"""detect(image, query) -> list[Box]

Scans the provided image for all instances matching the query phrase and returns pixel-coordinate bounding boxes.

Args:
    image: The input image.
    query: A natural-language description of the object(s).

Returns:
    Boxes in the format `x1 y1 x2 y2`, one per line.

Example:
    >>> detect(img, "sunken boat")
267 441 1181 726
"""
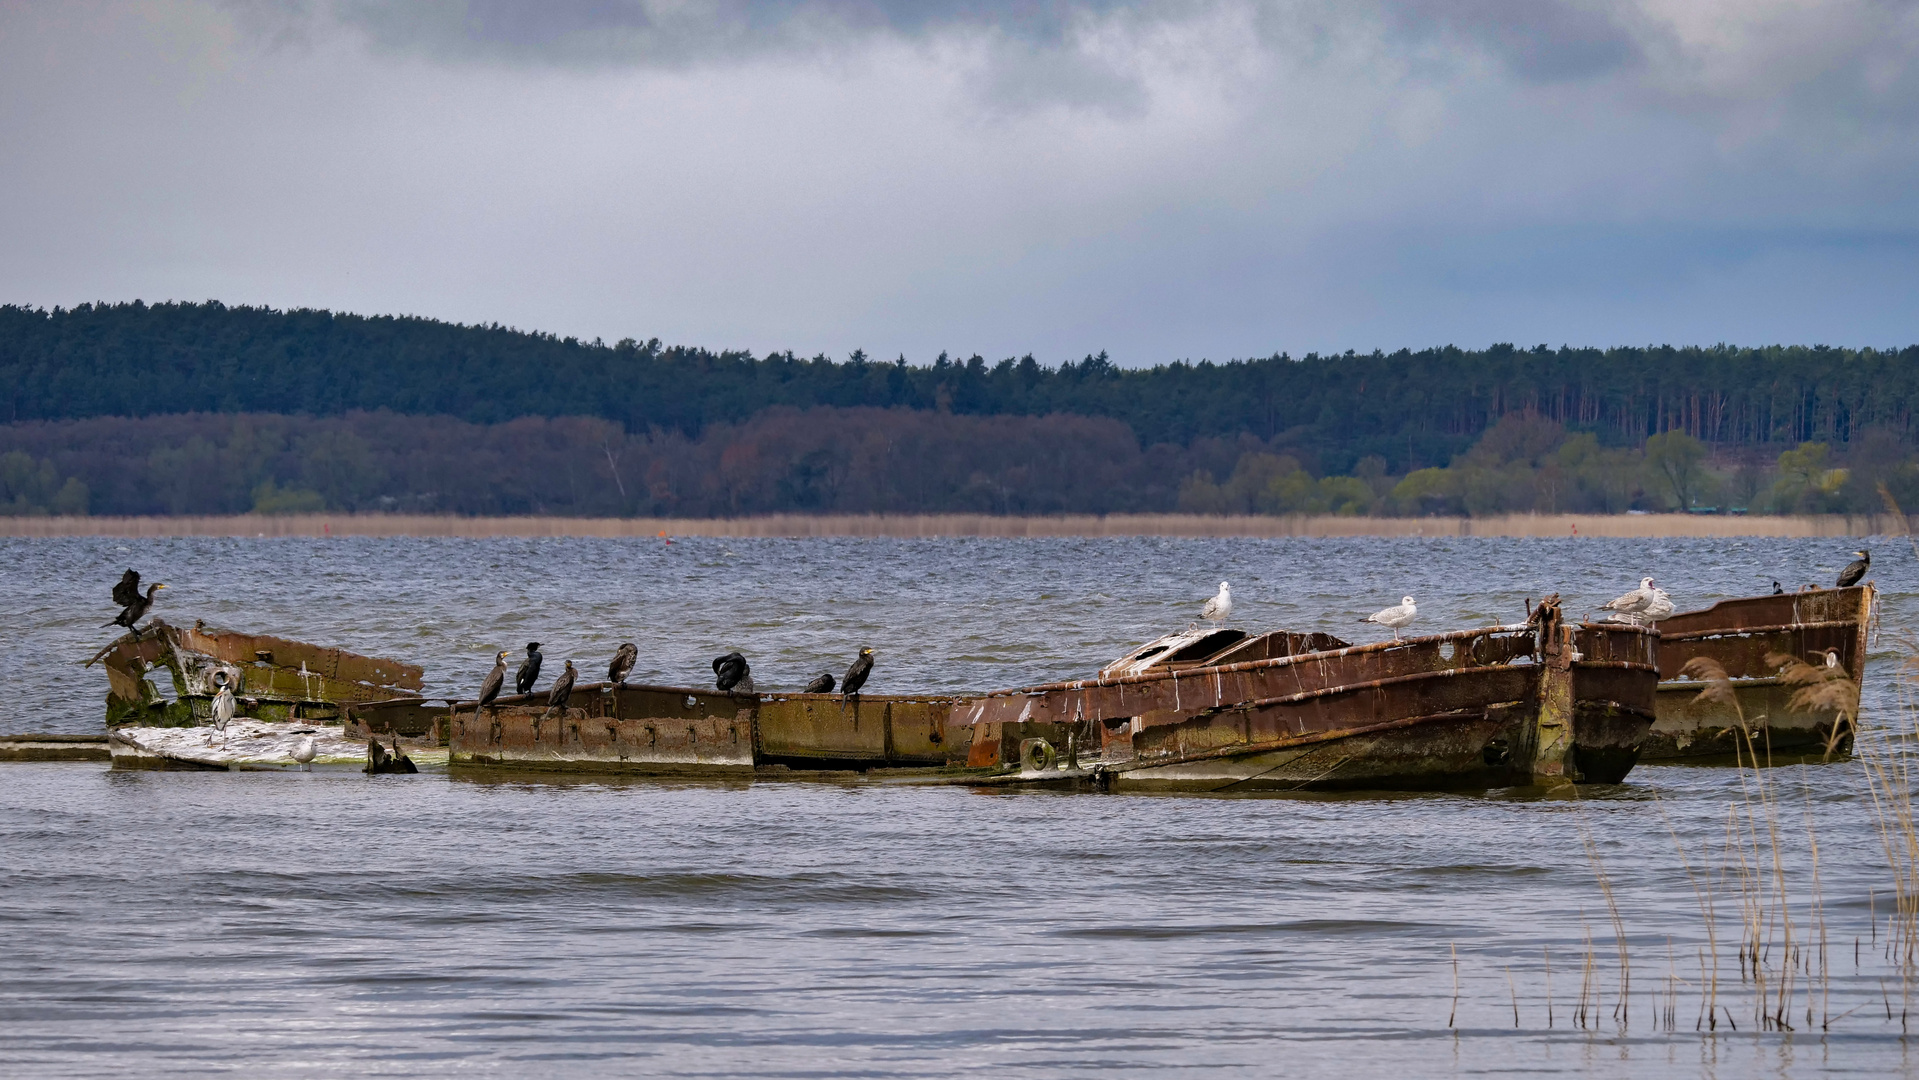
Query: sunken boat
952 598 1660 792
1646 584 1874 761
89 619 429 769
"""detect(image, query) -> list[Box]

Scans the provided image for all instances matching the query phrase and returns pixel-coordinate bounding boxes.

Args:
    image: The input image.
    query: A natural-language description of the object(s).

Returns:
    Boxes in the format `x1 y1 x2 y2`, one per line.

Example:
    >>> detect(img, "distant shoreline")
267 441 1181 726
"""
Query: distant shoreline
0 513 1908 539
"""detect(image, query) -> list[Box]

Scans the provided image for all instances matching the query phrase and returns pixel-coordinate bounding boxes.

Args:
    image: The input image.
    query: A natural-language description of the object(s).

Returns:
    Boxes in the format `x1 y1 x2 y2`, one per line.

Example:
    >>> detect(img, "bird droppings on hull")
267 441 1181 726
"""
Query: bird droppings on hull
108 720 445 772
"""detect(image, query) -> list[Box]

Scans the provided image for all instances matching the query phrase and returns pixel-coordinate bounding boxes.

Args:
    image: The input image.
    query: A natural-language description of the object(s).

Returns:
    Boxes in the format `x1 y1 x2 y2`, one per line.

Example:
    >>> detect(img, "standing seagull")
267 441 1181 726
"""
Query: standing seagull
292 736 316 771
544 660 577 717
111 569 141 609
841 648 875 697
1600 577 1658 621
1360 596 1418 641
478 651 509 709
1200 581 1233 627
106 583 166 637
515 642 544 696
608 643 637 686
1641 586 1675 625
1837 550 1870 588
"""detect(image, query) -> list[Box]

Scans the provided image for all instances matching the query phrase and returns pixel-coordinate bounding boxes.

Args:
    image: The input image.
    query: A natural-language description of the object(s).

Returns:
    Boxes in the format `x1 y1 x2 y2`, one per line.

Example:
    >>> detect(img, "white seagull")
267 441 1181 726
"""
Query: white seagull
1361 596 1418 641
1601 577 1658 621
292 736 316 772
1641 587 1675 625
1200 581 1233 627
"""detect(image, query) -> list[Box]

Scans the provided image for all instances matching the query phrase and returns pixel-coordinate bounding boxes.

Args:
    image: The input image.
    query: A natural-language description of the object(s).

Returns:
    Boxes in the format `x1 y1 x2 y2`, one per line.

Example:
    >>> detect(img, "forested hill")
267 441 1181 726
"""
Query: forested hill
4 301 1916 471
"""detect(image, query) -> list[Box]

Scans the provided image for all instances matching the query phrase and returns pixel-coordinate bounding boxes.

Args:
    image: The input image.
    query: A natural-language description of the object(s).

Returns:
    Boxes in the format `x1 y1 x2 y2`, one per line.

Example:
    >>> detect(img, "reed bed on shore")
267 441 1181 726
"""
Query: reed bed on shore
0 512 1912 539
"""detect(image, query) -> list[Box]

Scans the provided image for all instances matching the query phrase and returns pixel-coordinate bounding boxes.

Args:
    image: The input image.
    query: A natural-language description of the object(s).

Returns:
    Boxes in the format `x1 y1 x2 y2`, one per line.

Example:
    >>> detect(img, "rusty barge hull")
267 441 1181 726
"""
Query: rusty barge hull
1648 585 1873 761
957 615 1659 792
446 681 970 776
93 620 425 730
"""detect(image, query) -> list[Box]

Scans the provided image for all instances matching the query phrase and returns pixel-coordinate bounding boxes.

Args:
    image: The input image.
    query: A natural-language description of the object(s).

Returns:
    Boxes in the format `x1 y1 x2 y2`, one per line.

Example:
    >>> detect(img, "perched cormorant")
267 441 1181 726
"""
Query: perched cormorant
841 648 874 697
608 642 637 685
1773 581 1784 595
1360 597 1418 641
804 672 836 694
479 651 509 708
516 642 544 696
106 583 166 633
713 652 751 693
546 660 577 715
1200 581 1232 627
1838 550 1870 588
112 569 141 608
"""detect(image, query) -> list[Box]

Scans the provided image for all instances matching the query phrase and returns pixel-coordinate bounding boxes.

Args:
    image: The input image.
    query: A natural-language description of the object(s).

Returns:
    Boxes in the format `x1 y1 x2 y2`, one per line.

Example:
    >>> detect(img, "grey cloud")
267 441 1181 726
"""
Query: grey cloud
273 0 1153 65
1374 0 1643 82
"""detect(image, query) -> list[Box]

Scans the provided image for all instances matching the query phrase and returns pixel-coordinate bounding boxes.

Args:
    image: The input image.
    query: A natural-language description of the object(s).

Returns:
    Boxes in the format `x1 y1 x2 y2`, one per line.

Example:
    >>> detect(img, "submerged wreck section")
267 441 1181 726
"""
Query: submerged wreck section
954 607 1660 792
446 682 969 775
93 620 425 729
1649 585 1874 760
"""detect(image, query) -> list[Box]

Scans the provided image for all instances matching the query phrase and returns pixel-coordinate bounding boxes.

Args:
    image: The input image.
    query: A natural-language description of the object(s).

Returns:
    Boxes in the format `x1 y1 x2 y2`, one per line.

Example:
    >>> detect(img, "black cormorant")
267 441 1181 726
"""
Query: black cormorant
841 647 874 697
1773 581 1784 594
609 642 637 685
804 672 835 694
106 583 166 633
546 660 576 715
516 642 544 696
112 569 141 608
479 651 509 708
1838 550 1870 588
713 652 751 693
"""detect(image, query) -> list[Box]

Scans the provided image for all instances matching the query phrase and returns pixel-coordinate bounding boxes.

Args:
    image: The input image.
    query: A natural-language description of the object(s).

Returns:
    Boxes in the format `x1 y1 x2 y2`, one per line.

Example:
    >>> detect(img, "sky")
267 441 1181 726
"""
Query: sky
1 0 1916 365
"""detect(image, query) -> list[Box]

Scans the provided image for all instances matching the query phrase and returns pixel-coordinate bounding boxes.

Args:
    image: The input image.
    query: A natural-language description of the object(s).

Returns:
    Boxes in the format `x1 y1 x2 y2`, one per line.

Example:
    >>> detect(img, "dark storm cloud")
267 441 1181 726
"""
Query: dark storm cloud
4 0 1918 359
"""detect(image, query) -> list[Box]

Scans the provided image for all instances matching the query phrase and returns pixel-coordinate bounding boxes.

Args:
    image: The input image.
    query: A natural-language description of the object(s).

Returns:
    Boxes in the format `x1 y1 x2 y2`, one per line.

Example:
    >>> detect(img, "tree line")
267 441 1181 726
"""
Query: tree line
4 301 1917 476
3 408 1912 518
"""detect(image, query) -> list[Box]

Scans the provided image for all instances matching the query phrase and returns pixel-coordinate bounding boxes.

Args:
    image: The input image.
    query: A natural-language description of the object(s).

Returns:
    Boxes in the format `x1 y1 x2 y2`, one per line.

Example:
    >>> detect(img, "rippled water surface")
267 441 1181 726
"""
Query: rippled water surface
3 535 1918 1076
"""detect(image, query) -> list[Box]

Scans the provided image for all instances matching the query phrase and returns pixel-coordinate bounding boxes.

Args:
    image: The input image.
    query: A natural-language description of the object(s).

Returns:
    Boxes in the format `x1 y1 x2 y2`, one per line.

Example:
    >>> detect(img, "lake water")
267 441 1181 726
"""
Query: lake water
2 535 1916 1076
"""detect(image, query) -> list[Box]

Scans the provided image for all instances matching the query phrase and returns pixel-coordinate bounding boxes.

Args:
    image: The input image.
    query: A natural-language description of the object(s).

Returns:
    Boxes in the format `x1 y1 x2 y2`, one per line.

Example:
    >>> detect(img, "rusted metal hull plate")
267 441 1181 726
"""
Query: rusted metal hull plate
0 735 110 762
755 695 961 768
1115 712 1518 792
1648 586 1871 762
447 683 969 775
449 682 756 774
952 626 1542 731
